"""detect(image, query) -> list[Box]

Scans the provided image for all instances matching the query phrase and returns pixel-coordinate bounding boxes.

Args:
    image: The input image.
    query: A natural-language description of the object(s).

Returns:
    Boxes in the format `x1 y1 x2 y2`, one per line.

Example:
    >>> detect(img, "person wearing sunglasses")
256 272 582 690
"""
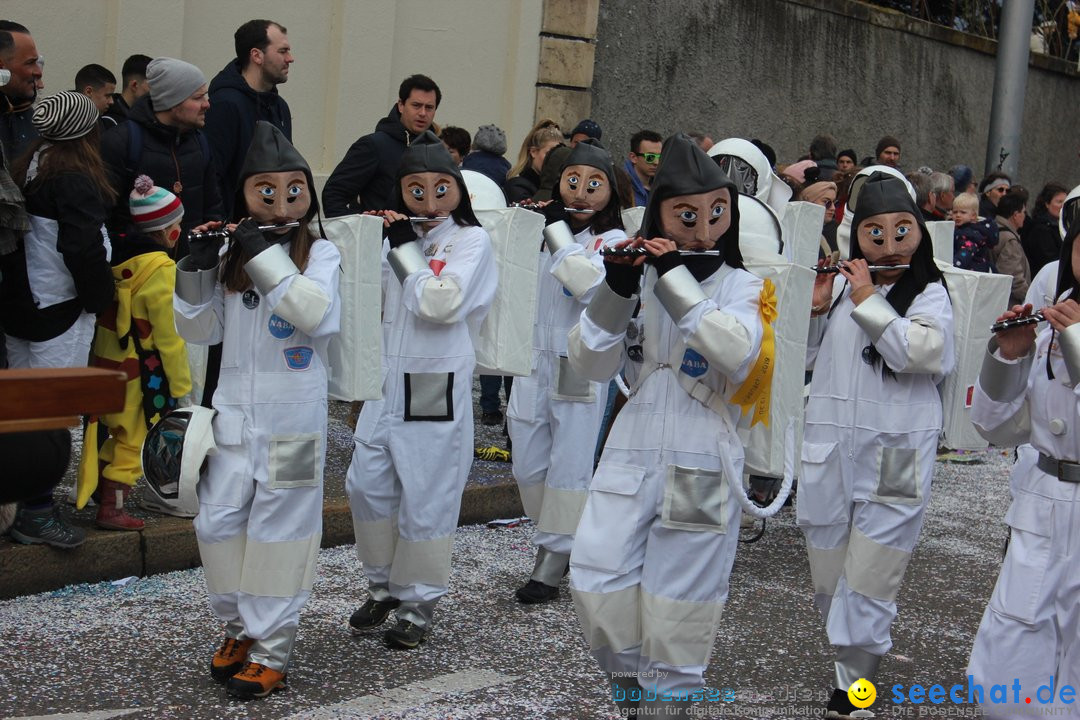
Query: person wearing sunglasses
799 172 840 264
624 129 662 207
978 170 1011 221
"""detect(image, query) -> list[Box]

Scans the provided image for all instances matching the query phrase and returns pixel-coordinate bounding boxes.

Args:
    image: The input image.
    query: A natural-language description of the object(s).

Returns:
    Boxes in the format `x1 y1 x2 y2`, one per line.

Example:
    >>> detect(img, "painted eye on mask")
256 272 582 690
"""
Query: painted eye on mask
896 224 911 237
259 186 275 198
710 205 725 220
587 179 603 190
410 187 424 199
287 185 303 202
679 210 698 224
566 176 579 188
869 227 885 244
435 183 449 197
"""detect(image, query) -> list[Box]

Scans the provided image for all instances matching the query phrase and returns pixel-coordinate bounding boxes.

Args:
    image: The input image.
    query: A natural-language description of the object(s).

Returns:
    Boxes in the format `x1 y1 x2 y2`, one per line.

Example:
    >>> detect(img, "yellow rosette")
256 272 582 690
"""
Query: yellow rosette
731 277 777 426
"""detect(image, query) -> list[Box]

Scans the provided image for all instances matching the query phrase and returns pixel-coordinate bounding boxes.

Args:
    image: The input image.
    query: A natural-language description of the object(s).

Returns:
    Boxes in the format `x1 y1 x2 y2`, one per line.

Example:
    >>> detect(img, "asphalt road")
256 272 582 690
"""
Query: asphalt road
0 447 1013 720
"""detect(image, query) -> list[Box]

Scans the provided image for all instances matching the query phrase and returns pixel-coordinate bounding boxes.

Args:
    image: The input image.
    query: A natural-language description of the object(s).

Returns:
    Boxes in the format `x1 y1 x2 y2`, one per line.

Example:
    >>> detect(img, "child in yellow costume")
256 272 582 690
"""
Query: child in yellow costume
77 175 192 530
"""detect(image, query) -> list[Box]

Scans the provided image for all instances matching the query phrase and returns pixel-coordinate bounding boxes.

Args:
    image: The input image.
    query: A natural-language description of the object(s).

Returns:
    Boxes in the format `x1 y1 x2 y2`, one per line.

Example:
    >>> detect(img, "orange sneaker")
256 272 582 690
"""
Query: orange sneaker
227 661 288 700
210 636 255 683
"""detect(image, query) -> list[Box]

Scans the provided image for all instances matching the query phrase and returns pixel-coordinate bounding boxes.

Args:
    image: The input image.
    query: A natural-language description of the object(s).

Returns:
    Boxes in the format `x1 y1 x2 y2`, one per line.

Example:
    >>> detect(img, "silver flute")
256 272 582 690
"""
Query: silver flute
189 222 300 240
599 247 721 258
408 216 449 223
813 264 911 274
990 313 1045 333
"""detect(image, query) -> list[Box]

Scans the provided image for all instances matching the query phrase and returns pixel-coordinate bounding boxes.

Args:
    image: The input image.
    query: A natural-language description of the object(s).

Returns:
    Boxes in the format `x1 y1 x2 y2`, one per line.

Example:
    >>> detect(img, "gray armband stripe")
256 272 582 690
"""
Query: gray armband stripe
850 293 899 342
1059 324 1080 388
245 244 297 295
175 258 218 305
585 282 636 335
654 265 708 321
388 241 428 284
543 221 575 255
980 337 1033 402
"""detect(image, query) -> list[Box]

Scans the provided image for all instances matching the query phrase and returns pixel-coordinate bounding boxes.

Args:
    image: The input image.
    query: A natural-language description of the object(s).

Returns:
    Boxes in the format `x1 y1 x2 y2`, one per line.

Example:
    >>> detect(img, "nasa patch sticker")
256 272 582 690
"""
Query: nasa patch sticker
283 346 314 370
268 314 295 339
242 290 260 309
680 348 709 378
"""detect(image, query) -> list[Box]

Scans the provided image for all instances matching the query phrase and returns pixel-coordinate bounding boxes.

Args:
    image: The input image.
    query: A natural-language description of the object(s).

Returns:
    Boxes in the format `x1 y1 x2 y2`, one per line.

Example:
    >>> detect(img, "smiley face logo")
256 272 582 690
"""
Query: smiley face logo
848 678 876 709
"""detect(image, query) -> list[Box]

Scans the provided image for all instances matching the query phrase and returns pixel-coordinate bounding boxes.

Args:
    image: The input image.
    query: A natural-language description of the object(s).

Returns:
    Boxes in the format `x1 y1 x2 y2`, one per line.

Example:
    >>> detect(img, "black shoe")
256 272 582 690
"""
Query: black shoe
515 579 559 604
824 688 858 718
384 619 427 649
348 597 400 634
481 410 503 426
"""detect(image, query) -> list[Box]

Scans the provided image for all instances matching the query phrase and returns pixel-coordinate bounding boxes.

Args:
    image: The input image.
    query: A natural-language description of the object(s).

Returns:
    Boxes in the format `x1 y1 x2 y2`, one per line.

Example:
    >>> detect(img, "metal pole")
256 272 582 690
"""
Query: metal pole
985 0 1036 178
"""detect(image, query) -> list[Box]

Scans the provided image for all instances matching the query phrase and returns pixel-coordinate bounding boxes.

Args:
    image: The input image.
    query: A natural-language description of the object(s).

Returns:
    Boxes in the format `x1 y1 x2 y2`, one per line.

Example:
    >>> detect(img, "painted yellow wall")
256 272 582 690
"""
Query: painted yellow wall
6 0 543 185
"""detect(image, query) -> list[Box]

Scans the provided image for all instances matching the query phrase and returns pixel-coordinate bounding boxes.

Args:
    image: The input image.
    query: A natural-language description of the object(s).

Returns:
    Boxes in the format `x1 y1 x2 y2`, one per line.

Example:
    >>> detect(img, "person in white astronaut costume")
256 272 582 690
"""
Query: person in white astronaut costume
507 139 627 605
173 122 341 700
966 207 1080 720
802 172 954 719
345 131 497 649
568 134 767 718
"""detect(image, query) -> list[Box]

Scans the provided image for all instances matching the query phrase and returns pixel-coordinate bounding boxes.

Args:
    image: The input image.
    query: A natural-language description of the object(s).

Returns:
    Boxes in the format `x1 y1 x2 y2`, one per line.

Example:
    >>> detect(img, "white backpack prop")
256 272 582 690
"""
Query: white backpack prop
463 170 544 377
937 262 1011 450
926 220 954 266
621 207 645 238
322 214 385 401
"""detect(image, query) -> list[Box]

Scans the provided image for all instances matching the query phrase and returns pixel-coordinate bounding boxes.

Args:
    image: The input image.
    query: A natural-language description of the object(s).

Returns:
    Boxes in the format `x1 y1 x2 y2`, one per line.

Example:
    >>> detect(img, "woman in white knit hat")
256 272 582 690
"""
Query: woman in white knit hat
0 90 116 548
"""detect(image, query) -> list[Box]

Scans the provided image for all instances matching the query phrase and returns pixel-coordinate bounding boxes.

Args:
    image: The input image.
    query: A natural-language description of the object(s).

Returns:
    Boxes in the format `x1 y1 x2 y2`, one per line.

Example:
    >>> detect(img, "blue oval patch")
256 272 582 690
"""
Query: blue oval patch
562 286 573 297
680 348 709 378
268 314 295 339
283 346 314 370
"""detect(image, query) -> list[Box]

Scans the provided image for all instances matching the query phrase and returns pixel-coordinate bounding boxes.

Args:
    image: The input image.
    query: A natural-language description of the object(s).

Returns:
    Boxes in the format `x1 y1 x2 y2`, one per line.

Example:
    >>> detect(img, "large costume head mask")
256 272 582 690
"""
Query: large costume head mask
707 137 792 215
557 139 619 229
642 133 743 268
395 129 478 230
849 172 928 282
836 164 914 259
236 121 318 230
1055 184 1080 302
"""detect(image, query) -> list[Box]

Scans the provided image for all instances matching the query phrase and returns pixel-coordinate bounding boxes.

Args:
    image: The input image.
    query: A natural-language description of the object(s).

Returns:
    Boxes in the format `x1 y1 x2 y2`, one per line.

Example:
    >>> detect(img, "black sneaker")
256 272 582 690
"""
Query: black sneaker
10 506 86 549
481 410 503 426
348 597 400 634
515 579 559 604
825 688 858 718
384 619 427 649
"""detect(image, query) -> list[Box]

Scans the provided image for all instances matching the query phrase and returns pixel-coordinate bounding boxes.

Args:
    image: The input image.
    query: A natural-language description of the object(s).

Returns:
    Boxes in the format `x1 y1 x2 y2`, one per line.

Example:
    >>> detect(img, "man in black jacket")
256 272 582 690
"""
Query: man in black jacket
101 57 224 256
322 74 440 217
205 19 293 215
103 53 151 127
0 20 42 167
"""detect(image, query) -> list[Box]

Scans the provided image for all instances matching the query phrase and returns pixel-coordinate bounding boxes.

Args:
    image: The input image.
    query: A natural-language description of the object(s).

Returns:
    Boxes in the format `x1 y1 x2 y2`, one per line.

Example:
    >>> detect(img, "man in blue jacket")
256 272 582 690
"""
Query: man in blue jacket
204 19 293 215
322 74 441 217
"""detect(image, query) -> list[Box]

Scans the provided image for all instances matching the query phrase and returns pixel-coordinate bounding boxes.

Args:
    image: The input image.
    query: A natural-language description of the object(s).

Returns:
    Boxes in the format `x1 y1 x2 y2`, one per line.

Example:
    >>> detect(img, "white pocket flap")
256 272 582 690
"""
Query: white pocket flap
591 462 647 496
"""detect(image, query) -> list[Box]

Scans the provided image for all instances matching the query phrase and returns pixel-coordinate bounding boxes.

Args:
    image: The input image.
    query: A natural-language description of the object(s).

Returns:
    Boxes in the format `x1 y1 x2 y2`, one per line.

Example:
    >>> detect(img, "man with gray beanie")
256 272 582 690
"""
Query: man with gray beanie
101 57 223 256
461 123 510 190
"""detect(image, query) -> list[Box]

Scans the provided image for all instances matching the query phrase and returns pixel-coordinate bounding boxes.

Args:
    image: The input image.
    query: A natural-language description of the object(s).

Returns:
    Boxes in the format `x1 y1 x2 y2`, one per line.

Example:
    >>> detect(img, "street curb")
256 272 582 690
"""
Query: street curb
0 482 524 599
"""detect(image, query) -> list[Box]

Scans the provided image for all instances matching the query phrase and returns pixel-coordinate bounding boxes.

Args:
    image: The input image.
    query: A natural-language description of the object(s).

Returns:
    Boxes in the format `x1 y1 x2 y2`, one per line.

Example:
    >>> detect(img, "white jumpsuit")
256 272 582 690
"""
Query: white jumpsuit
567 262 763 696
967 319 1080 720
174 238 342 671
507 224 626 581
346 219 497 628
800 277 954 688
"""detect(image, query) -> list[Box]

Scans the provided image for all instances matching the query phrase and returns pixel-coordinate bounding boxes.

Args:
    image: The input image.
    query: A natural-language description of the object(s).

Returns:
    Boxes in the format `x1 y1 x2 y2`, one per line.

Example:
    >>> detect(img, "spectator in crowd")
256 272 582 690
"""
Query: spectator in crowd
949 164 977 194
907 171 934 221
799 172 840 261
687 130 714 151
925 171 955 220
461 123 510 189
1 91 116 549
875 135 901 168
205 19 293 216
101 58 222 255
439 125 470 165
833 168 857 225
103 54 151 126
624 129 662 207
323 74 440 216
782 158 817 186
0 21 42 166
809 133 839 180
532 144 573 202
836 148 857 174
952 191 998 272
1022 182 1069 276
993 190 1032 307
978 171 1011 220
75 63 117 128
569 118 601 148
77 175 191 531
504 118 562 203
